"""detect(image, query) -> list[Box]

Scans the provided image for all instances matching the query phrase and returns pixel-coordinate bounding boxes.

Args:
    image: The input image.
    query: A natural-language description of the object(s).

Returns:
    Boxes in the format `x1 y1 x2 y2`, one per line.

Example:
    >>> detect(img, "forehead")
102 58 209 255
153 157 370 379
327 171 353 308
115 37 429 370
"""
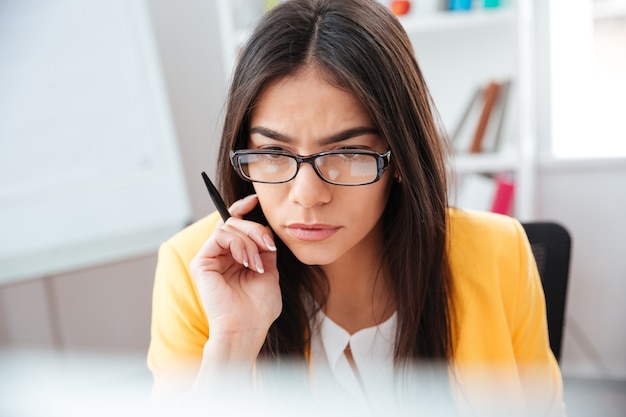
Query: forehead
257 68 356 105
250 69 374 135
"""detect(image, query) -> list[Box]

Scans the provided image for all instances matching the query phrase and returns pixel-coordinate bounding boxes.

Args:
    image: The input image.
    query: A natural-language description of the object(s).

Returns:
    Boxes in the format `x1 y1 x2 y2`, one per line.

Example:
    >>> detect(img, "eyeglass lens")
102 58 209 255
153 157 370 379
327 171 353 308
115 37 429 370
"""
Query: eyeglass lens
236 153 380 185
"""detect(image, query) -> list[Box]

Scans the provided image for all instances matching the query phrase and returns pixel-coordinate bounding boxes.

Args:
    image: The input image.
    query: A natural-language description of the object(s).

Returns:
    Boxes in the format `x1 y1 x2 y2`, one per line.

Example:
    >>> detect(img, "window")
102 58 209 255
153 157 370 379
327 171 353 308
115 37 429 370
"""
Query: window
550 0 626 159
589 2 626 157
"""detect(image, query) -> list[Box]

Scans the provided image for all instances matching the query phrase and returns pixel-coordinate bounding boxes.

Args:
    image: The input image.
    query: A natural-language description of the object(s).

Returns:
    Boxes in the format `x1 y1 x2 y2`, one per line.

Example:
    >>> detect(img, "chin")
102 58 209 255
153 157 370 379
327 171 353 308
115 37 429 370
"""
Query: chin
287 245 338 266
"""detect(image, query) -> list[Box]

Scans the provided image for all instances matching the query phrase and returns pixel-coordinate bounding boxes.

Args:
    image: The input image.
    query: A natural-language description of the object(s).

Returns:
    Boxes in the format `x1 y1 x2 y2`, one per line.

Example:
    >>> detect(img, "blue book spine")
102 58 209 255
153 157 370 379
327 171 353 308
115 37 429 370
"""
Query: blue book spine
449 0 472 10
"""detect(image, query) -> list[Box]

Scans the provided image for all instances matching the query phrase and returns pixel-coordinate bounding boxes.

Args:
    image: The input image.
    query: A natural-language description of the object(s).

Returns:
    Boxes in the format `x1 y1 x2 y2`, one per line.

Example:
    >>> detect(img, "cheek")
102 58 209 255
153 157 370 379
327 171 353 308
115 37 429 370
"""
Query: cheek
360 190 389 224
253 183 285 224
336 180 393 224
365 177 393 210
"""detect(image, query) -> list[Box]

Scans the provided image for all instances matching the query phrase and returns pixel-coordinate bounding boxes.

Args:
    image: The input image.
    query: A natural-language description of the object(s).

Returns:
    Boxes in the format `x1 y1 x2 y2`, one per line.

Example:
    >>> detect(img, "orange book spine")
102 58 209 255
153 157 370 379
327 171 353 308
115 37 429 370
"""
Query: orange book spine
469 81 501 153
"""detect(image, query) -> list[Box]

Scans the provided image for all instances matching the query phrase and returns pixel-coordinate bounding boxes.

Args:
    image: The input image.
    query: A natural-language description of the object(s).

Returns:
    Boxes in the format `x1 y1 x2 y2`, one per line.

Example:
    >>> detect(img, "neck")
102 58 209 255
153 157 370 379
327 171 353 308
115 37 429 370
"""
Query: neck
319 223 395 334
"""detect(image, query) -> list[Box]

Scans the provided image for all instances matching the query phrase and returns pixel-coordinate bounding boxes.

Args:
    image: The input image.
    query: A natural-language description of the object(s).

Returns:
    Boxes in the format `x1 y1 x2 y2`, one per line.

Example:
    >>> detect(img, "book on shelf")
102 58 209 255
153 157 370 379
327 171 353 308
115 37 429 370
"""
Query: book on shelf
384 0 505 14
480 79 511 153
448 0 471 10
469 80 502 153
448 0 503 10
451 78 511 154
490 173 515 214
454 172 515 215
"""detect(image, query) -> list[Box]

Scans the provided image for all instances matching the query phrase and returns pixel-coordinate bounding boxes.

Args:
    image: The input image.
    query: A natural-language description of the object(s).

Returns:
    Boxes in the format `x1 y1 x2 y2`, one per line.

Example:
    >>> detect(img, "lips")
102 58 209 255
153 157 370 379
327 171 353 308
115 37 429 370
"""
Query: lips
286 223 340 242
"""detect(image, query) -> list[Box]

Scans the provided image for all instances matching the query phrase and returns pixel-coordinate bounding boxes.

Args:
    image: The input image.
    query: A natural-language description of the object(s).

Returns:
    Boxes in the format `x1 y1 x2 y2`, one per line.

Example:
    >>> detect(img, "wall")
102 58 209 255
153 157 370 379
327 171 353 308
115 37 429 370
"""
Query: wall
533 0 626 380
0 255 155 352
147 0 227 221
0 0 226 355
536 159 626 380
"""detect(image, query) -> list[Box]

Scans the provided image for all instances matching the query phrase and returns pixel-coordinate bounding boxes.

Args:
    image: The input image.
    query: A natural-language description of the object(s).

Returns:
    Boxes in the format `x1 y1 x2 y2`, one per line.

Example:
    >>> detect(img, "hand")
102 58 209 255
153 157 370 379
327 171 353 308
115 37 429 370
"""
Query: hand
190 194 281 362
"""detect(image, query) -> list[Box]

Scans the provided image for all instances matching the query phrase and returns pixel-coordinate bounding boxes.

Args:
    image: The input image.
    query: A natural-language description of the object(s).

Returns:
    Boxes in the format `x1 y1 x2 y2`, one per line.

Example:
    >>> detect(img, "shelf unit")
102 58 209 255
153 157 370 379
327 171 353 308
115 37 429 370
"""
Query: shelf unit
398 7 516 31
216 0 267 78
216 0 536 220
401 1 535 219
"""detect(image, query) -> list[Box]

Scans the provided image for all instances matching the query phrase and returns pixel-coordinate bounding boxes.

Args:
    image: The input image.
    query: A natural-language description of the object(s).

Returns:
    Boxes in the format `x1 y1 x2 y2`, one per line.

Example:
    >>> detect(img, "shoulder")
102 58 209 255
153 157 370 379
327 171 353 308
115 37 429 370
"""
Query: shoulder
161 211 222 266
152 210 221 298
447 209 563 413
447 207 525 244
446 208 534 328
447 208 528 267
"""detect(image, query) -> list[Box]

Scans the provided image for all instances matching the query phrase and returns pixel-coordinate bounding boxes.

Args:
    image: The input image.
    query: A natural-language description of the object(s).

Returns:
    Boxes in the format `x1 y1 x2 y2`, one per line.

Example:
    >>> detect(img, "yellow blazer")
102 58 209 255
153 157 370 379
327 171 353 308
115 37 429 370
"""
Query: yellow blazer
147 208 564 415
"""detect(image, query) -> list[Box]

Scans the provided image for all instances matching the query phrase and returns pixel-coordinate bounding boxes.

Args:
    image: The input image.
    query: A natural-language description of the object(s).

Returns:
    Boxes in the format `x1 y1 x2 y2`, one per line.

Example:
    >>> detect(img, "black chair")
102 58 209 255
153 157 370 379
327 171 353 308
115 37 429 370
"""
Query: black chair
521 222 572 362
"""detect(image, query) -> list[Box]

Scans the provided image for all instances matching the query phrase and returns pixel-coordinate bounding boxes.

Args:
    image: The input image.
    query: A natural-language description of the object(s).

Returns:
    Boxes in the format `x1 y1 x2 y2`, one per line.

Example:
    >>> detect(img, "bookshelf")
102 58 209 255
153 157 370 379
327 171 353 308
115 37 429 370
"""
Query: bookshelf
216 0 267 77
398 7 516 31
403 1 535 219
216 0 536 219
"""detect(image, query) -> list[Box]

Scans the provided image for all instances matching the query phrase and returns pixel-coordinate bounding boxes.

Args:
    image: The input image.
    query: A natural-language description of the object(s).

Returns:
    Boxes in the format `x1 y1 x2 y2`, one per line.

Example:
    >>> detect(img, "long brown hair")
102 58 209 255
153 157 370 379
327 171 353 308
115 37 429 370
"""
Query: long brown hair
217 0 454 368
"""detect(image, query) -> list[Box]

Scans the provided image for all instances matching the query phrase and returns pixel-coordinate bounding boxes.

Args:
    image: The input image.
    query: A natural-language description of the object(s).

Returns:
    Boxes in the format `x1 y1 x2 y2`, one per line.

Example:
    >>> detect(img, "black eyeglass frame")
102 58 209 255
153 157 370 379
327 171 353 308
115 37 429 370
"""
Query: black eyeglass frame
229 148 392 186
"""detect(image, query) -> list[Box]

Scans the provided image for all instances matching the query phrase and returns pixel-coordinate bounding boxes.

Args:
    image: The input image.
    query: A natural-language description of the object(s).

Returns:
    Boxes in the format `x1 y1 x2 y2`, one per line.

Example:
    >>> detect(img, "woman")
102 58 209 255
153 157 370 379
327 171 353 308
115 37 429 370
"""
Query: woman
148 0 564 415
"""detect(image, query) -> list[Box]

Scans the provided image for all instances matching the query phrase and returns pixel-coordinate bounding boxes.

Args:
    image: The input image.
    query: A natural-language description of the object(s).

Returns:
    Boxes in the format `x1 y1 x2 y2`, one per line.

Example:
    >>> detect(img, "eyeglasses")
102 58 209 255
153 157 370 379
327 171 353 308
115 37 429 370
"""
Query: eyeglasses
230 148 392 186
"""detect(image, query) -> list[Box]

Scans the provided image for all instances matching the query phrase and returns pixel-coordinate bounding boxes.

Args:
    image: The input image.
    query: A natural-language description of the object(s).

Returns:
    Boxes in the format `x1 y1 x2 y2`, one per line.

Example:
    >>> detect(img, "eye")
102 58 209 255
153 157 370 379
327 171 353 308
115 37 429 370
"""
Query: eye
338 152 361 159
262 152 285 161
338 147 373 156
337 145 376 153
259 145 292 154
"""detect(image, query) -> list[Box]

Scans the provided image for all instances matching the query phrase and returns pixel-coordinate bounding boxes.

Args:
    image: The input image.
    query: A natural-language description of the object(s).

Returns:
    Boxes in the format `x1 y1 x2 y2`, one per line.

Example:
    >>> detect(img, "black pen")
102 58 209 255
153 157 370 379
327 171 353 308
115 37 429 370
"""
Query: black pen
201 172 231 221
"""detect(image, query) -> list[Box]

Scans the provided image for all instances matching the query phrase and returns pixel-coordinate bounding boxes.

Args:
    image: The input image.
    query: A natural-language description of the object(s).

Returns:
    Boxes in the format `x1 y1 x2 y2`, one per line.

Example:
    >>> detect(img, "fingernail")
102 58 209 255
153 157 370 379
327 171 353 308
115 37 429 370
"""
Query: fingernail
263 235 277 251
243 255 249 269
254 254 264 274
245 194 258 201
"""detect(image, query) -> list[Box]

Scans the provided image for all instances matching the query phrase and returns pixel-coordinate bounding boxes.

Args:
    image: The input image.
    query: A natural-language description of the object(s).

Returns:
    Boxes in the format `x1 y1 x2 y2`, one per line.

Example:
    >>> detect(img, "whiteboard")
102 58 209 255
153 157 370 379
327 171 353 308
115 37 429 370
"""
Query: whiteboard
0 0 191 284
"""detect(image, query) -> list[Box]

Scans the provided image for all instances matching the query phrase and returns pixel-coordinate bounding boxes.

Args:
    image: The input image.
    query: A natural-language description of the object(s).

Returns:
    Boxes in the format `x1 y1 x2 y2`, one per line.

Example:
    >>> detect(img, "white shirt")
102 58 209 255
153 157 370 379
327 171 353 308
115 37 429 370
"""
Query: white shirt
309 309 398 414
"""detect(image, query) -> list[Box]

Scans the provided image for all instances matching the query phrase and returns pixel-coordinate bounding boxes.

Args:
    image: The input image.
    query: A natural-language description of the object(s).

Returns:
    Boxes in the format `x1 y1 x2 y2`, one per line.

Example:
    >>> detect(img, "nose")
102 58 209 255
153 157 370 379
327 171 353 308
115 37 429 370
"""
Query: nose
288 161 332 208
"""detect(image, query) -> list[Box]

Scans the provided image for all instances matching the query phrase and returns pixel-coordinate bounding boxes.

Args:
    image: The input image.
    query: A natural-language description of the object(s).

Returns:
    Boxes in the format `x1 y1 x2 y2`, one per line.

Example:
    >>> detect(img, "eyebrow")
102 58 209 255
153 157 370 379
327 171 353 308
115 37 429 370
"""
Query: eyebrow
249 126 380 145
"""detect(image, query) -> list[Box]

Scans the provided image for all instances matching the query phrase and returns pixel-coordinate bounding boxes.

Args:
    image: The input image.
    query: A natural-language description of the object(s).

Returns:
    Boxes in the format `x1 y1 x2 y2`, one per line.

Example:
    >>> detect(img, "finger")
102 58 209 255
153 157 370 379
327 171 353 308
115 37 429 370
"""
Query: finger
194 207 277 275
220 222 271 274
195 219 274 274
259 250 279 277
215 225 253 263
192 226 251 273
223 217 277 253
225 194 277 252
228 194 259 218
